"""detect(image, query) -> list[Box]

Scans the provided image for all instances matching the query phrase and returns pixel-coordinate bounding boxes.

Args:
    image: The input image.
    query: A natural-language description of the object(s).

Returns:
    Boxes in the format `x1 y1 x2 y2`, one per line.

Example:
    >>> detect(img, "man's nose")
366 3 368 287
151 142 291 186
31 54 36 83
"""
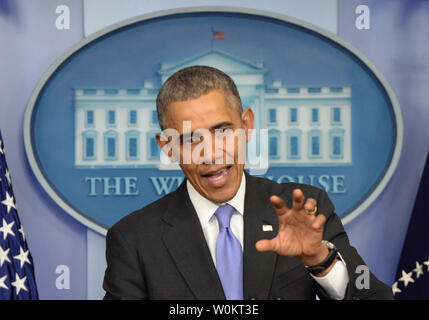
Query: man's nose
200 134 223 165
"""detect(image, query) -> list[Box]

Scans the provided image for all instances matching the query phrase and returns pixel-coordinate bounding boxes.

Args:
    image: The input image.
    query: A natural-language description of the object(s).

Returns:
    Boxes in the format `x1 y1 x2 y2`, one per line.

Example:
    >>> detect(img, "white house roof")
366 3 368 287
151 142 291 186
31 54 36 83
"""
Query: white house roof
158 49 266 77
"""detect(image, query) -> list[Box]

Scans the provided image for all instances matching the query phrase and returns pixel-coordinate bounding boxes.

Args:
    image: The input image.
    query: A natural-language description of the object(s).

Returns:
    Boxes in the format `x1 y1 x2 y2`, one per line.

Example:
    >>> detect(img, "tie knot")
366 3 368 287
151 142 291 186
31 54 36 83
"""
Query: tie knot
214 204 235 229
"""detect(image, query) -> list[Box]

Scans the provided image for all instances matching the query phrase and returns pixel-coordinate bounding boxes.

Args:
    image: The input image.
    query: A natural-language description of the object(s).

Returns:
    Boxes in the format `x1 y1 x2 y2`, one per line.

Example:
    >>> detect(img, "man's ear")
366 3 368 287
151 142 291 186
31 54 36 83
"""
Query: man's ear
241 108 255 142
156 132 177 162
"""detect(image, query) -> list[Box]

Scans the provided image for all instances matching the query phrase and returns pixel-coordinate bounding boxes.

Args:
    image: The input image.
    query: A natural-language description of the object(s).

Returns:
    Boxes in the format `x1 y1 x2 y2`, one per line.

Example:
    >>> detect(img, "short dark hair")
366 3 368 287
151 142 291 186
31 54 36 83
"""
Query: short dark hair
156 65 243 130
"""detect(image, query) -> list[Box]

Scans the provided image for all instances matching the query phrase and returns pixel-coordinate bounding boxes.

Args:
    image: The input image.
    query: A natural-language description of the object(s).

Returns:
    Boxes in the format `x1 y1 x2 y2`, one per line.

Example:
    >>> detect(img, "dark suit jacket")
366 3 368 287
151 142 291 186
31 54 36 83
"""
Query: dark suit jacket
103 173 393 300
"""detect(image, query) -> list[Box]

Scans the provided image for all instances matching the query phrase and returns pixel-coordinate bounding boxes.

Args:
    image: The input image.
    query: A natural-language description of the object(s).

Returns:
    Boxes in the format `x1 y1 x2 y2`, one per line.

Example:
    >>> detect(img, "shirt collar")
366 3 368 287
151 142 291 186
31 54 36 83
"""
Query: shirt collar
186 172 246 229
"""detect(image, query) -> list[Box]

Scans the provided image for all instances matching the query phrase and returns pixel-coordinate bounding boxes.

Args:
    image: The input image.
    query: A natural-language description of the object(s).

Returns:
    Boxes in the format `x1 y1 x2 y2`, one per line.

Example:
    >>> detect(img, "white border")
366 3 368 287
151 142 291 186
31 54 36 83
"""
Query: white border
23 6 403 235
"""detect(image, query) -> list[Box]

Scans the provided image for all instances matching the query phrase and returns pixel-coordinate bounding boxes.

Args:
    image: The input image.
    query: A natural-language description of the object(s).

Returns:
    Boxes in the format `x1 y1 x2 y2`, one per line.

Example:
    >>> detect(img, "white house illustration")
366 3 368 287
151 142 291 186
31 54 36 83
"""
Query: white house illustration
74 49 351 169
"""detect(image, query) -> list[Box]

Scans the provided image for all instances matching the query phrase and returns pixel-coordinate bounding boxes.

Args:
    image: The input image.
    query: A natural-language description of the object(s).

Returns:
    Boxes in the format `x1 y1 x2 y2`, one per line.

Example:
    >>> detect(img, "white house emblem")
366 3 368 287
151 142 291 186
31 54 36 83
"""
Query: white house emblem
24 9 402 234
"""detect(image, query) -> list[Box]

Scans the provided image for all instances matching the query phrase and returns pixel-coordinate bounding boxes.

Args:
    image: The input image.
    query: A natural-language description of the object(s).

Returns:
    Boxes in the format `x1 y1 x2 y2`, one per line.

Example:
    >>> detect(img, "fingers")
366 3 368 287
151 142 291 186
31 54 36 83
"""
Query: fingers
292 189 305 210
271 190 320 219
304 198 317 215
271 190 317 213
312 212 327 230
269 195 289 216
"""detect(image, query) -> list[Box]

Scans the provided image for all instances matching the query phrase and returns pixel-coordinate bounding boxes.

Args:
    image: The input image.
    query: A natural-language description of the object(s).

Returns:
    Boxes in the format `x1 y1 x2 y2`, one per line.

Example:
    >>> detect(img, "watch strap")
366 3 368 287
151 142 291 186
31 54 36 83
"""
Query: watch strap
305 241 339 275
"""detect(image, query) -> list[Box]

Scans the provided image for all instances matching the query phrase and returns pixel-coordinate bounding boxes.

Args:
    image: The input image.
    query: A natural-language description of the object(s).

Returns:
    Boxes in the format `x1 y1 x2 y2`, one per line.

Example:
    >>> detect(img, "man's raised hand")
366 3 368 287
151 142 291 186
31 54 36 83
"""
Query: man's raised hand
255 189 329 267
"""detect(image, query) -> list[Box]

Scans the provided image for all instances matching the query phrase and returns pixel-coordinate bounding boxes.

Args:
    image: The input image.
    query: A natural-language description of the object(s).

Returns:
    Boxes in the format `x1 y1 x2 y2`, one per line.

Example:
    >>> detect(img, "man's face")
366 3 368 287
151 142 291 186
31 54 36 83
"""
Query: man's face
156 89 254 203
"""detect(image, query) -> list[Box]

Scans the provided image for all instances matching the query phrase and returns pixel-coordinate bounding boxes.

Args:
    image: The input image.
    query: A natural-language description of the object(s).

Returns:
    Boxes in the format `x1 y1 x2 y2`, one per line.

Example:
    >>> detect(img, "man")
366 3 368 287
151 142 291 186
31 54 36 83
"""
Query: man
103 66 393 300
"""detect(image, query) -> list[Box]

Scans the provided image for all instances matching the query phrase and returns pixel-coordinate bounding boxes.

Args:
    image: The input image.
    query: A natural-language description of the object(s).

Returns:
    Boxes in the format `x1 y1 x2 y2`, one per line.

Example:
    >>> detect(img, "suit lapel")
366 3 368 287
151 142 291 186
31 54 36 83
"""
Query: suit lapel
161 180 225 300
243 173 279 300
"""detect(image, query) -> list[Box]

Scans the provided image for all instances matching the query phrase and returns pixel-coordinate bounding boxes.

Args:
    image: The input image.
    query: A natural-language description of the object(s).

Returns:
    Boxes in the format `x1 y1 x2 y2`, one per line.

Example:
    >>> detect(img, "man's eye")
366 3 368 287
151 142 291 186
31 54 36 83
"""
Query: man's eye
192 133 204 141
183 136 202 145
217 128 231 134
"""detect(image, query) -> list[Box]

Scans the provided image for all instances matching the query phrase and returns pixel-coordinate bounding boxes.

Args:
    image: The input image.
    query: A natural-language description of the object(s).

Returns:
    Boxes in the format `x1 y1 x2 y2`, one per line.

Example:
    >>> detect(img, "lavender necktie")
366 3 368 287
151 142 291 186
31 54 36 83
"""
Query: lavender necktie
214 204 243 300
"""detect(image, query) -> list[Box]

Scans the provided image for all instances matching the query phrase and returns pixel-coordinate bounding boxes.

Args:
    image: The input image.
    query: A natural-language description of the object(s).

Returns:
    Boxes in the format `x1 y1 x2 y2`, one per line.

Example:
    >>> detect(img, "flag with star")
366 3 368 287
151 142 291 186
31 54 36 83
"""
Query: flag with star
212 28 225 40
0 130 38 299
393 151 429 299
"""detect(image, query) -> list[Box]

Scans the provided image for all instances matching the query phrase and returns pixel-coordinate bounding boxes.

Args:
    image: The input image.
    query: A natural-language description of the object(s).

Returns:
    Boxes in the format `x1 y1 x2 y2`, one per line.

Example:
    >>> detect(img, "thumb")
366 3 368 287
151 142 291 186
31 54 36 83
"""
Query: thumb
255 239 277 253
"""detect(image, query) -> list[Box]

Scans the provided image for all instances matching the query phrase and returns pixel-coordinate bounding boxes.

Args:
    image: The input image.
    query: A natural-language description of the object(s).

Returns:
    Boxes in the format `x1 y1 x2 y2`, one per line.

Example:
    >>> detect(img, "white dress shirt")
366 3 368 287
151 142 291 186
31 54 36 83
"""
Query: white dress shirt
186 173 349 300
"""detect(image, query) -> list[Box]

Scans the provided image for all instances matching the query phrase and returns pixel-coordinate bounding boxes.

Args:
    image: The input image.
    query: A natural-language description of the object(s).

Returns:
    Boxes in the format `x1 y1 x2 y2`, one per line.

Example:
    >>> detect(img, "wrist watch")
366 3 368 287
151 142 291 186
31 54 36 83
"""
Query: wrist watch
305 240 343 275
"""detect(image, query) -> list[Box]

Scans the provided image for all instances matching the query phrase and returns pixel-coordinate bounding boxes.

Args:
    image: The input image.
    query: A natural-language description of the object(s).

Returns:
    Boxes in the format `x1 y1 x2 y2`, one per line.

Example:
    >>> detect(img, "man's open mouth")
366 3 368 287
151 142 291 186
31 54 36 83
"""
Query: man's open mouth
201 166 232 187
